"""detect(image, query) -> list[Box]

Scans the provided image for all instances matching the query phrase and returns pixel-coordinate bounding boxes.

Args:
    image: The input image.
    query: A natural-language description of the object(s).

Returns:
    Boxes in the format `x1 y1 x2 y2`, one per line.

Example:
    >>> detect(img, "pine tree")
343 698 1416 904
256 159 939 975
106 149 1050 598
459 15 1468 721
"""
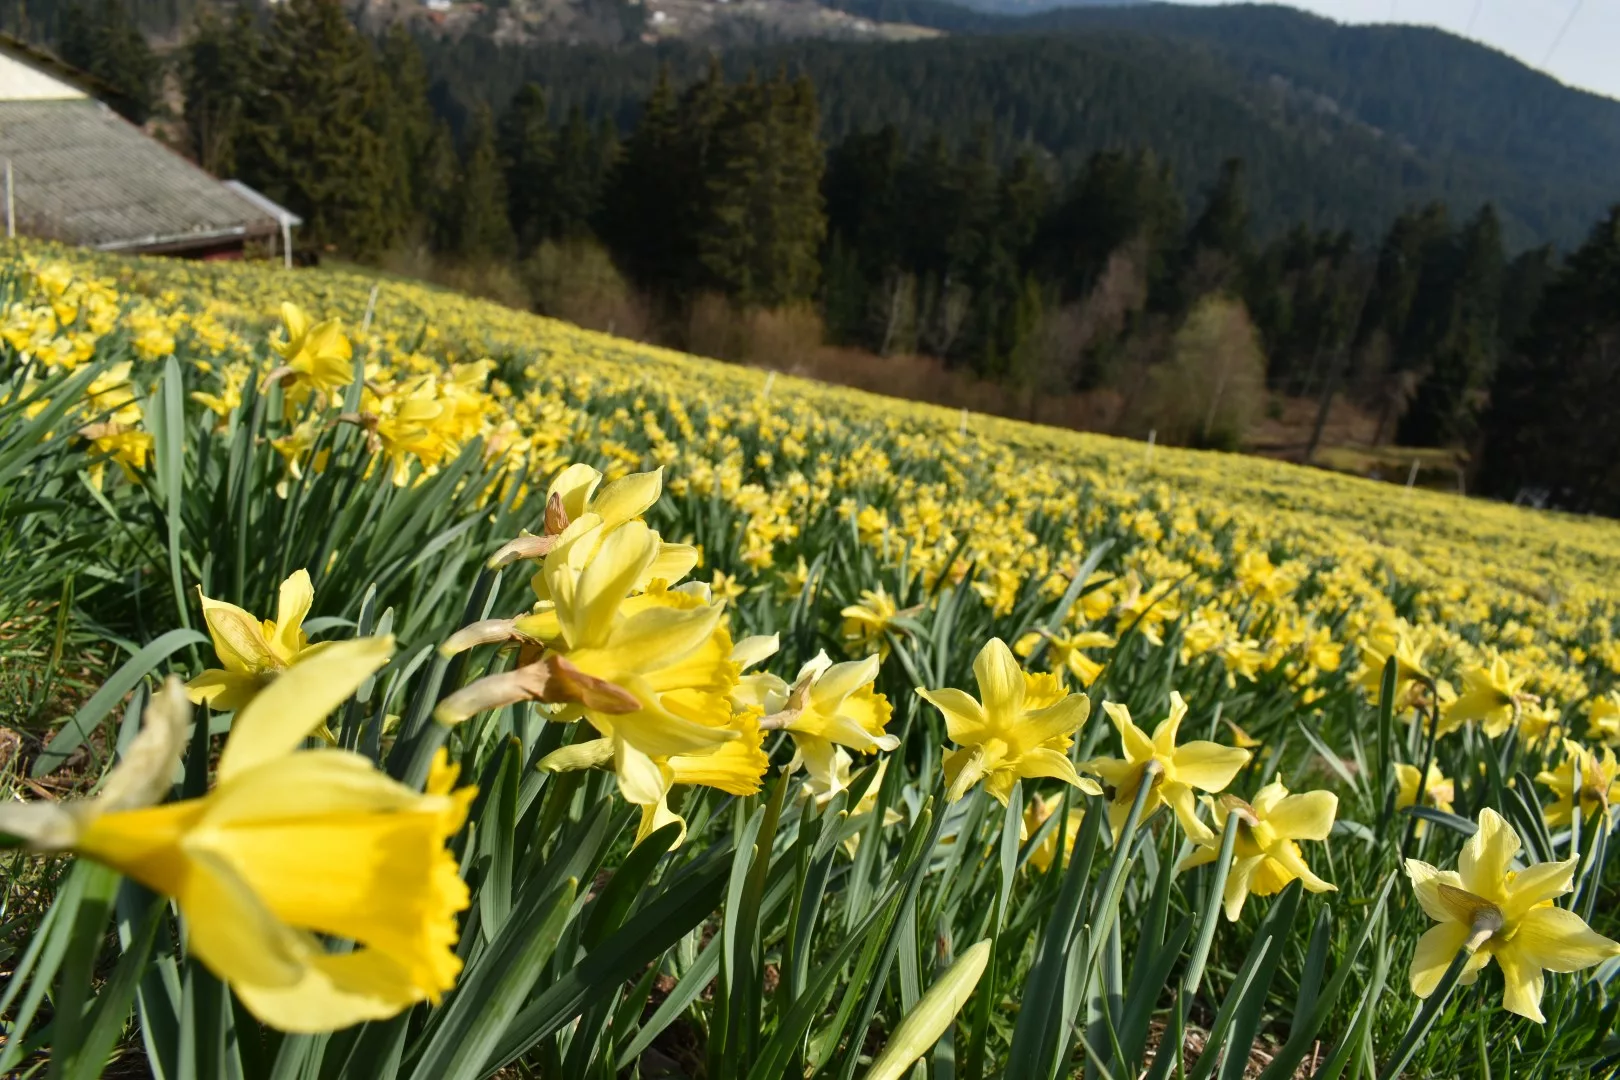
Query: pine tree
1398 204 1503 447
455 103 514 259
602 69 686 291
235 0 400 255
181 6 254 174
1480 207 1620 511
59 0 158 123
377 24 441 237
499 84 554 253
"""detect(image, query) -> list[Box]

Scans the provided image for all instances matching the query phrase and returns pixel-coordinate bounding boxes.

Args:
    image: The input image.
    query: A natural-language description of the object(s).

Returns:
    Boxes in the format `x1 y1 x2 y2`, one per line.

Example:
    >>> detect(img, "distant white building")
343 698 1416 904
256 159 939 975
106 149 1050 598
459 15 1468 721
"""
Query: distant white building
0 36 298 260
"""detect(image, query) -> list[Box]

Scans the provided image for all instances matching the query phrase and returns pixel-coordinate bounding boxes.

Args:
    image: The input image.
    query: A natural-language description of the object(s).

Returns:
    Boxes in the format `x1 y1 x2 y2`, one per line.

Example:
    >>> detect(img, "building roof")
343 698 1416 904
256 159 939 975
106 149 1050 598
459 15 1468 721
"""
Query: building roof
222 180 304 228
0 98 283 253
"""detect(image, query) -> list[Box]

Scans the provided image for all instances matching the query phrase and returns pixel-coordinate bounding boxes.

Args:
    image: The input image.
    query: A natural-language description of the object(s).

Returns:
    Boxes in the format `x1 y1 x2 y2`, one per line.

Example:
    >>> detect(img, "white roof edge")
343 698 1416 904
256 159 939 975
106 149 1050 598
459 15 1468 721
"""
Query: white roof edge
222 179 304 227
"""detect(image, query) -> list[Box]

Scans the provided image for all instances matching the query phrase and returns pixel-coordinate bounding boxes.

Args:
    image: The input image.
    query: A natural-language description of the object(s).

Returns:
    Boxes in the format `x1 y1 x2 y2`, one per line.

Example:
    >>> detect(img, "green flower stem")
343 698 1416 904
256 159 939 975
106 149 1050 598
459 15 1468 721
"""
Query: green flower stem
1377 946 1472 1080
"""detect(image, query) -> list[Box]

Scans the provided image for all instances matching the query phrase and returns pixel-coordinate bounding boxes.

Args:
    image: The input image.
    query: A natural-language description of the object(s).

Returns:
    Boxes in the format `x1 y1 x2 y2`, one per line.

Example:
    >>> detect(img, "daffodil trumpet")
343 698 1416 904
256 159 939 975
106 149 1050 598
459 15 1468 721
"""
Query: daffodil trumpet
0 641 478 1034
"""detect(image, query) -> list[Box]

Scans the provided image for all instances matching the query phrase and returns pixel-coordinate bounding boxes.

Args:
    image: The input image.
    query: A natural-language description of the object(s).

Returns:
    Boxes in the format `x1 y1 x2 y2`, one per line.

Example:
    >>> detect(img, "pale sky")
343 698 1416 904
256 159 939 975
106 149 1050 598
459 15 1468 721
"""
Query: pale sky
1187 1 1619 100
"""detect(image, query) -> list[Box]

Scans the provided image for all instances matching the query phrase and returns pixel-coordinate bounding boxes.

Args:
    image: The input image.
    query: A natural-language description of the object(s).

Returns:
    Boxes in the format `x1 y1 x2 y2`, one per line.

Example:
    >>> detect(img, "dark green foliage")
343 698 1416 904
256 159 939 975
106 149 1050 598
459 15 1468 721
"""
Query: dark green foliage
232 0 404 256
181 6 254 175
1038 149 1182 302
499 84 555 253
1396 204 1503 447
1480 207 1620 513
604 66 824 308
57 0 156 123
455 103 515 258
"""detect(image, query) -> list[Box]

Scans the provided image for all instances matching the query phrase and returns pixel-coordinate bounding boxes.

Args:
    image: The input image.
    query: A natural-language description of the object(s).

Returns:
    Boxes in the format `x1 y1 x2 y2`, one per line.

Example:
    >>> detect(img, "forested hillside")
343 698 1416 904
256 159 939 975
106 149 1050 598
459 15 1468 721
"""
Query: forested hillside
416 2 1620 248
11 0 1620 513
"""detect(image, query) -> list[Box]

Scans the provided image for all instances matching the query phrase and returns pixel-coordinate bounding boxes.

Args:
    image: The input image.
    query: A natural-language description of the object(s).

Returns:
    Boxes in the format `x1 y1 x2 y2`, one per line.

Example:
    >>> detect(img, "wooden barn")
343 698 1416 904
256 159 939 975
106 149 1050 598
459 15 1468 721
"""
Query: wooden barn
0 37 300 261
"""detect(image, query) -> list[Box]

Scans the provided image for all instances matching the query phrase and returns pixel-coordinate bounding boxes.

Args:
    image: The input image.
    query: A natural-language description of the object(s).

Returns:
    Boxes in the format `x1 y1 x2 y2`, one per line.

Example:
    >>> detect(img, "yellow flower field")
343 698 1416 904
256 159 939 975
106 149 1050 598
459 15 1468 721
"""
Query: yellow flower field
3 241 1619 1078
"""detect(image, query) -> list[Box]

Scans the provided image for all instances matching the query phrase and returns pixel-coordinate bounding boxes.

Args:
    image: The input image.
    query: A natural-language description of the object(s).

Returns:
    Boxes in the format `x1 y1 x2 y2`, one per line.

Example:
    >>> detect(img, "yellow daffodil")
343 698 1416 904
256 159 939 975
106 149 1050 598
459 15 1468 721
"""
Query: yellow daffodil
842 586 901 659
1443 656 1527 737
187 570 327 712
632 711 770 846
1585 692 1620 745
1014 626 1115 687
1405 808 1620 1022
270 302 353 396
0 641 477 1033
1395 761 1456 835
1023 793 1086 873
1536 740 1620 826
1179 777 1337 919
765 651 898 797
1357 623 1433 709
529 521 739 808
916 637 1100 806
1223 719 1263 749
1520 699 1562 745
1084 692 1251 842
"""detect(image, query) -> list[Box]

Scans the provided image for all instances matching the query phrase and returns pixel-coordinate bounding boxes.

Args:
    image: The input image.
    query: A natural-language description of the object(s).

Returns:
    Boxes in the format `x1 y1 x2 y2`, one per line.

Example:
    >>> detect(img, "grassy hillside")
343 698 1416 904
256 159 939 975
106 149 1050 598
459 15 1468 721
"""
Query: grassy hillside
4 243 1620 1076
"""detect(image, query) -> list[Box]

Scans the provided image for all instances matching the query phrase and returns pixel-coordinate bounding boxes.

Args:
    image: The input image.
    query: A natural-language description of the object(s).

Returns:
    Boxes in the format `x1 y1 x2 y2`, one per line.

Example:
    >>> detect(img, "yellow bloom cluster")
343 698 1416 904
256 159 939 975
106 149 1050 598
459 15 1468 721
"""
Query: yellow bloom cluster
7 243 1620 1039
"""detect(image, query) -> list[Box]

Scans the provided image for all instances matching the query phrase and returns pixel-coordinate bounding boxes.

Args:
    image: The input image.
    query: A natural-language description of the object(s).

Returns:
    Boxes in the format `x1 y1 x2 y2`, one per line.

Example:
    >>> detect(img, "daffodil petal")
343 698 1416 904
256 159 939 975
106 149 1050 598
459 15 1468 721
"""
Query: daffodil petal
217 636 394 783
1405 858 1467 923
1495 946 1547 1023
199 591 276 673
1503 858 1577 919
1170 741 1251 793
590 468 662 529
271 570 314 664
1409 921 1471 998
972 638 1025 721
1103 702 1155 761
1151 690 1189 756
1459 807 1520 898
1265 791 1338 841
1510 904 1620 973
917 687 988 745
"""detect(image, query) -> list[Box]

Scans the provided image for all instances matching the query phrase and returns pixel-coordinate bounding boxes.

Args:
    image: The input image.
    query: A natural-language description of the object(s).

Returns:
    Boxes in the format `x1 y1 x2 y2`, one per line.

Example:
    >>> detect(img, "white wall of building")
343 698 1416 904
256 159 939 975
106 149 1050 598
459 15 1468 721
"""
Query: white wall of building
0 53 86 101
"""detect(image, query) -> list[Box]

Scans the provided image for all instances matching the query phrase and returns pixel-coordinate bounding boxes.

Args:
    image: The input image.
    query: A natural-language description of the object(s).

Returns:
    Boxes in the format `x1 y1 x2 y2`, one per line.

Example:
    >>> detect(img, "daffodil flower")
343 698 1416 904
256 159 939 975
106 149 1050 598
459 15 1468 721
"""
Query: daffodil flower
1023 793 1086 873
1179 778 1337 920
1585 691 1620 745
1014 626 1115 687
917 637 1100 805
1357 623 1434 709
1405 808 1620 1022
270 302 353 396
0 640 477 1033
765 651 898 798
1395 761 1456 834
1443 656 1526 737
1536 739 1620 826
529 521 739 808
1084 692 1251 842
842 586 902 659
187 570 328 712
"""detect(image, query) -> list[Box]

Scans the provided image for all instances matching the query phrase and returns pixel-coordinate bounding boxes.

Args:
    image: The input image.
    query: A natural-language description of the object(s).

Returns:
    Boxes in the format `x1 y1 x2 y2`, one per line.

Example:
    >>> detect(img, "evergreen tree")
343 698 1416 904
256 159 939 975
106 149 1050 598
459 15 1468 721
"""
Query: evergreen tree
59 0 157 123
549 106 600 239
181 6 254 174
235 0 400 255
499 84 554 253
1480 207 1620 512
1397 204 1504 447
377 24 442 235
1172 156 1249 305
1040 149 1182 302
455 103 514 258
602 69 687 291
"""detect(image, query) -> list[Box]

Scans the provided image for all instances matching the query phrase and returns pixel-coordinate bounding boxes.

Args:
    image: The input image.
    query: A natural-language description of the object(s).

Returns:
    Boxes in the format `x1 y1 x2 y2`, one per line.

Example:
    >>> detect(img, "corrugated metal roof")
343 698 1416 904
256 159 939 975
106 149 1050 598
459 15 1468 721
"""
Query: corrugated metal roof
0 99 281 251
